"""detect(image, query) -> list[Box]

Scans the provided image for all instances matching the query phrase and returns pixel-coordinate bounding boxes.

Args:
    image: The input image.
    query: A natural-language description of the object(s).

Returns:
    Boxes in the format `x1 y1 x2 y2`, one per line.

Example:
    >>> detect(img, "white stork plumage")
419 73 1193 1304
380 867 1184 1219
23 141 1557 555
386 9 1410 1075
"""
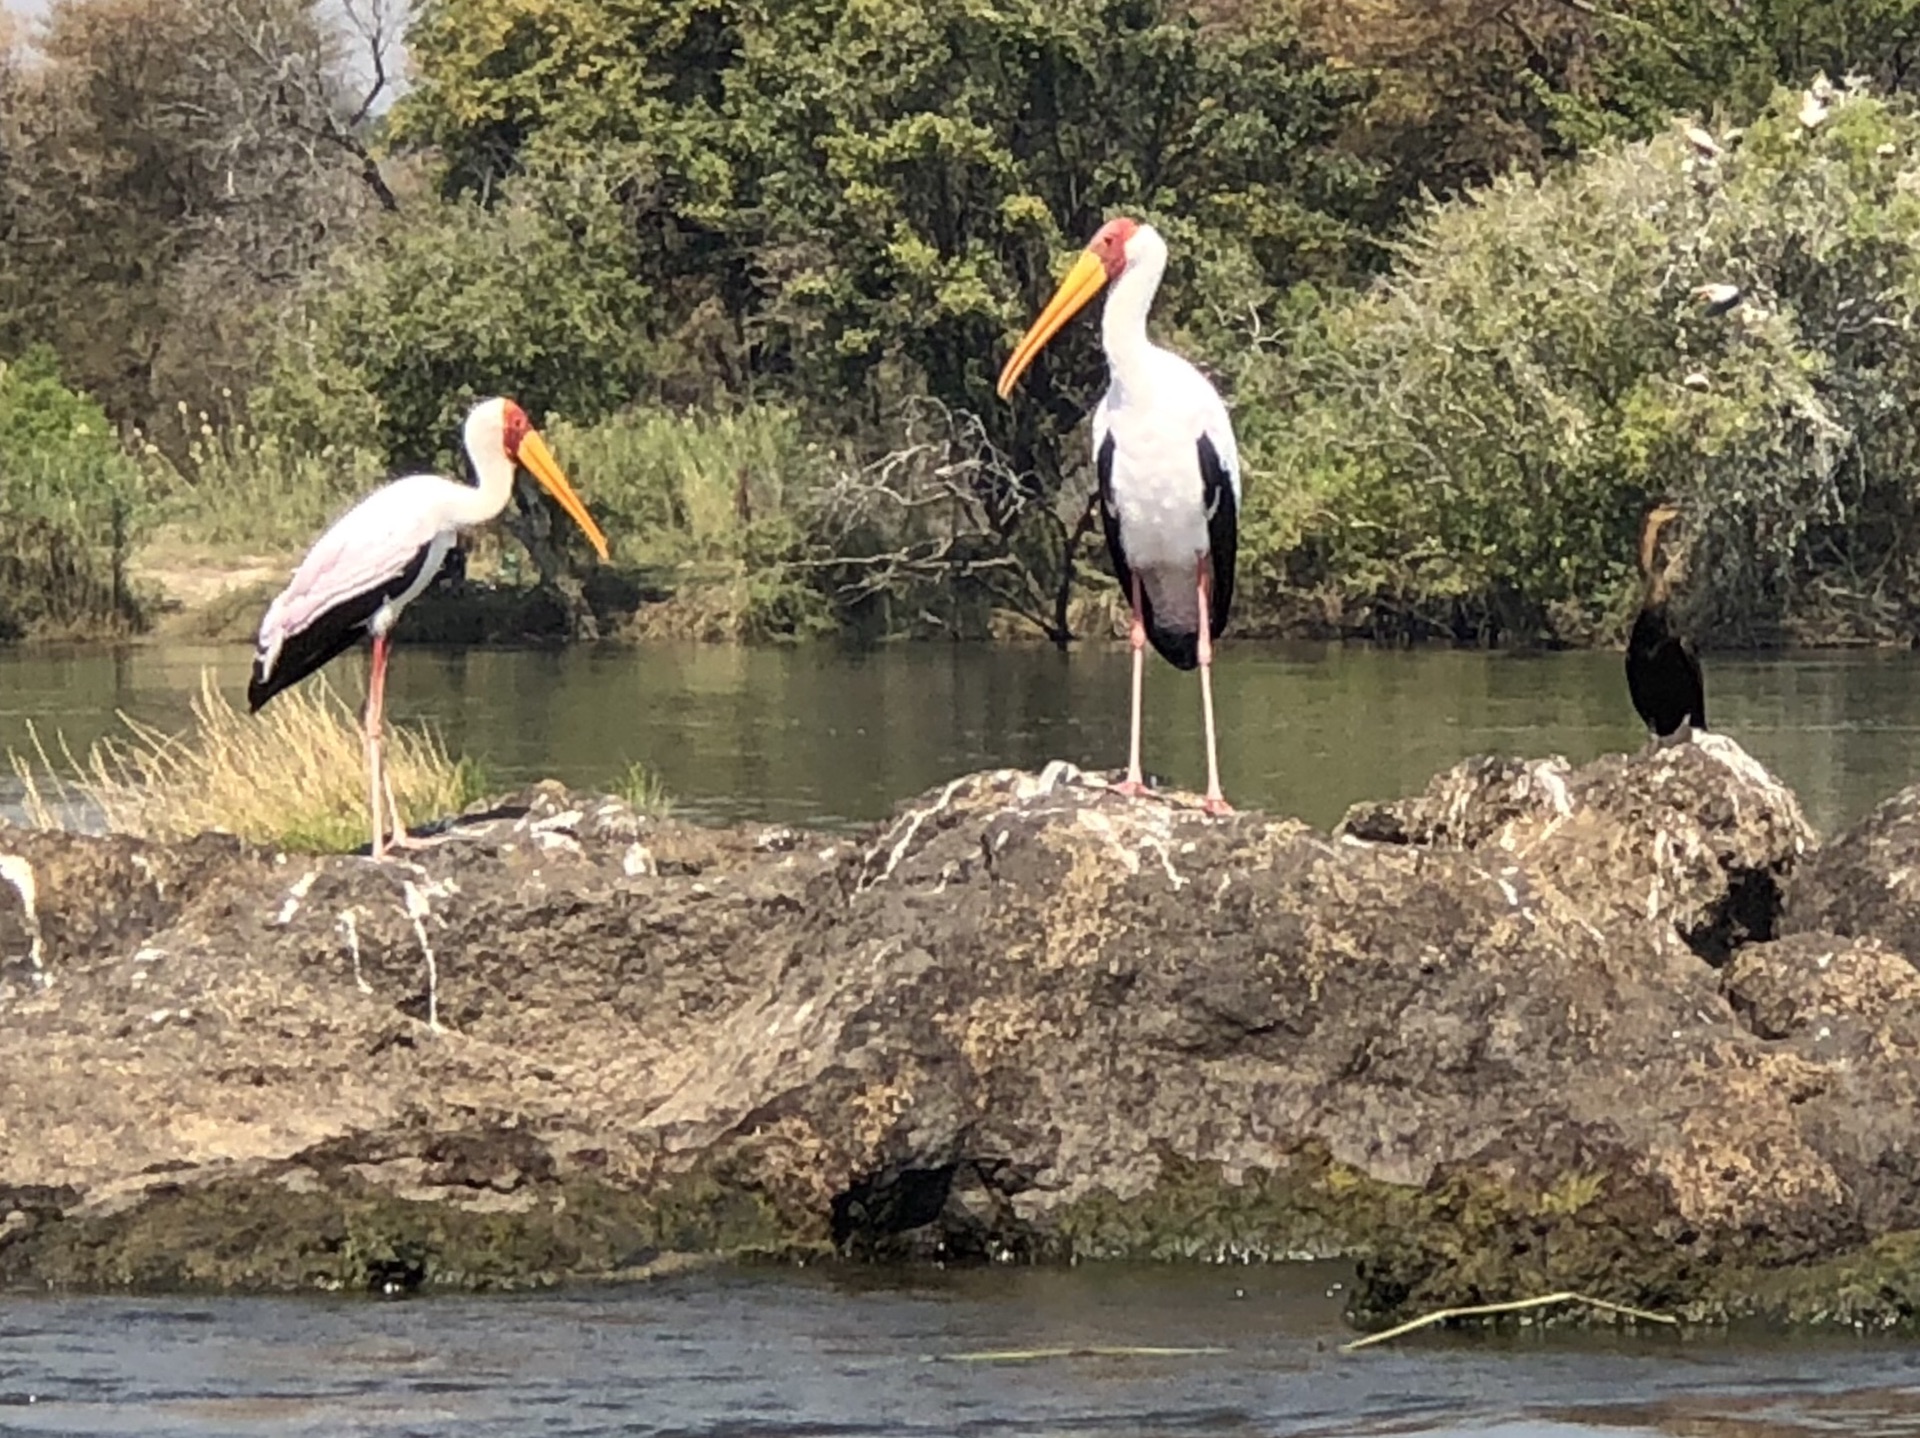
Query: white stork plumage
249 396 610 858
997 217 1241 814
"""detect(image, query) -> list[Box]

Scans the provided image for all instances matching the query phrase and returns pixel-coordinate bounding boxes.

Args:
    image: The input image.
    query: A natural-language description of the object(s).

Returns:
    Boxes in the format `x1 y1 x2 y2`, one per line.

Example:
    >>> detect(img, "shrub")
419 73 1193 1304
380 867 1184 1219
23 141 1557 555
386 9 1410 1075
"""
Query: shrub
0 346 147 636
548 403 836 639
1252 83 1920 646
142 405 389 554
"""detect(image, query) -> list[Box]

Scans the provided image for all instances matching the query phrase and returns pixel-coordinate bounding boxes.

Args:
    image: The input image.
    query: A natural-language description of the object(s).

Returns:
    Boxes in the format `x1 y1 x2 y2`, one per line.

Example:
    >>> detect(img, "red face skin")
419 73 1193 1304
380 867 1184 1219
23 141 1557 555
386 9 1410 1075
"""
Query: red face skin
501 399 532 462
1086 217 1140 281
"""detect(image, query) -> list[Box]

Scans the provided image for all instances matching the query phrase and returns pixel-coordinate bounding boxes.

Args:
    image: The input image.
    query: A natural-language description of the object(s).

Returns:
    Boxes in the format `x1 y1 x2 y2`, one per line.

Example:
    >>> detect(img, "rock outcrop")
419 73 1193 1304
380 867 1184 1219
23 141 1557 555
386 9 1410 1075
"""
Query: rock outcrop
9 738 1920 1331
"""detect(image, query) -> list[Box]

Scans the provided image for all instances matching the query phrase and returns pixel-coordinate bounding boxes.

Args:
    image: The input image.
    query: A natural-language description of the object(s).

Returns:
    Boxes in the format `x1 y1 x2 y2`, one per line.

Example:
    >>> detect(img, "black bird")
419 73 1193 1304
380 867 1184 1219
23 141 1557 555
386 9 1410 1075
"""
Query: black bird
1625 498 1706 746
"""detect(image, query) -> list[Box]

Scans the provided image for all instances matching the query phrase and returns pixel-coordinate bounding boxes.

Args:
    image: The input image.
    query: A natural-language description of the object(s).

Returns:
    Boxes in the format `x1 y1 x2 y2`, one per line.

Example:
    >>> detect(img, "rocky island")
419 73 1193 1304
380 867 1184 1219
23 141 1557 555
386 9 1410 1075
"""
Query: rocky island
6 737 1920 1333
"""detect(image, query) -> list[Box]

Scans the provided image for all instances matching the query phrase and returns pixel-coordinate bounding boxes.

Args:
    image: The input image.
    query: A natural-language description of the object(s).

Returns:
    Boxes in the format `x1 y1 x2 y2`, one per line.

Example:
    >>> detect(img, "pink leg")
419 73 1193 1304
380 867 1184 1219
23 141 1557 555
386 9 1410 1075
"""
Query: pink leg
365 633 391 859
1195 561 1232 816
1113 572 1150 799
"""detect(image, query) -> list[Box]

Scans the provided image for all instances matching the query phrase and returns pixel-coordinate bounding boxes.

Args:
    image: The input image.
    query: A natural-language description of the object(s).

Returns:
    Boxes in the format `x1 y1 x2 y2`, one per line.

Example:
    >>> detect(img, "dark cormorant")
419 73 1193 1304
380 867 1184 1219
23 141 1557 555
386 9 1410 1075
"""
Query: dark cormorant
1625 498 1706 746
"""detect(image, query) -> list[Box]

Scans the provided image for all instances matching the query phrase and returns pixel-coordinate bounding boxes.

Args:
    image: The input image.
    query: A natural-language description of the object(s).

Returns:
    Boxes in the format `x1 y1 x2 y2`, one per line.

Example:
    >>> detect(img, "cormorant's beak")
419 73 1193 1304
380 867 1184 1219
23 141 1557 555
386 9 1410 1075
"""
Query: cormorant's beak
516 428 610 561
997 250 1109 400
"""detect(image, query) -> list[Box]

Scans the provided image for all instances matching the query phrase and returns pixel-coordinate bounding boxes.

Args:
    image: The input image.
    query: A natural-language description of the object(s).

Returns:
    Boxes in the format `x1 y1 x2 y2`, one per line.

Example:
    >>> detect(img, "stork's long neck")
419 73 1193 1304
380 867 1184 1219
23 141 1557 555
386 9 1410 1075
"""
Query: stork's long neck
1102 241 1166 399
446 425 518 530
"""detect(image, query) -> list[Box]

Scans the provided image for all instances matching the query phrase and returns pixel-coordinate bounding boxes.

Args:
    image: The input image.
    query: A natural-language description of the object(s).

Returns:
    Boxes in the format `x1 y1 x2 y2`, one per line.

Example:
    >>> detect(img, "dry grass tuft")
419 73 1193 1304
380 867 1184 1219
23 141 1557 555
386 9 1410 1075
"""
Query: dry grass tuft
10 669 488 852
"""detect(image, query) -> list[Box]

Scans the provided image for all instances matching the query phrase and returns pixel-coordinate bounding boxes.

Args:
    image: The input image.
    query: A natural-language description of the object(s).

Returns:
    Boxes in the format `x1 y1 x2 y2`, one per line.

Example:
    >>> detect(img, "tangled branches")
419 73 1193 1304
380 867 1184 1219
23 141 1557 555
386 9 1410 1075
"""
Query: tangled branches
800 399 1097 644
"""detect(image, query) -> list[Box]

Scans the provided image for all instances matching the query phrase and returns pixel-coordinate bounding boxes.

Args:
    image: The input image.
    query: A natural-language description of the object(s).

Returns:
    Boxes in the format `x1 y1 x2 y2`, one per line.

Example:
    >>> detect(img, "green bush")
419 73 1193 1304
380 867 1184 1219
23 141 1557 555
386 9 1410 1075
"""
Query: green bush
548 403 836 640
0 346 147 635
1251 83 1920 646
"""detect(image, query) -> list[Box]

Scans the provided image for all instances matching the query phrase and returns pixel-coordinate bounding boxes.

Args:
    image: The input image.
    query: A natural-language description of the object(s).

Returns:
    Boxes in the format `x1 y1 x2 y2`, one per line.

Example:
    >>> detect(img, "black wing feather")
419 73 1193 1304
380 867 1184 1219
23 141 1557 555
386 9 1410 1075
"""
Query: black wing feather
247 542 436 713
1097 433 1200 670
1198 433 1236 640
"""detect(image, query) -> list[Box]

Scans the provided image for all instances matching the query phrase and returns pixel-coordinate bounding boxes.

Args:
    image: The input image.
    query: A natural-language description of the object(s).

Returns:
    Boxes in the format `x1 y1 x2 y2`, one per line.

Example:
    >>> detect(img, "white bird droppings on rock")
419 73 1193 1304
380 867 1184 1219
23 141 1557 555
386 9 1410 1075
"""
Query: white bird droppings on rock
274 871 319 926
0 854 46 983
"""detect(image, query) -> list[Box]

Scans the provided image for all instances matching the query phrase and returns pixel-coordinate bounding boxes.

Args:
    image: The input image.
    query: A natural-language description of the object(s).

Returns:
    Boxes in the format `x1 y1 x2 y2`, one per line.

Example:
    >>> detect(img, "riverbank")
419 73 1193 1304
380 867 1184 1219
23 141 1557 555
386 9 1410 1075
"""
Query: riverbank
9 743 1920 1332
121 546 1920 655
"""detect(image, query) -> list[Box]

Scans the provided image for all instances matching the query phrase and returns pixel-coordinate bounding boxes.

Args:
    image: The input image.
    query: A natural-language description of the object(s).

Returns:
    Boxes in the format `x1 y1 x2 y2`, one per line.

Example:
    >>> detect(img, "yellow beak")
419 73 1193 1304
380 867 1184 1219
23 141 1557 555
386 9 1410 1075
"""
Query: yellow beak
996 250 1110 400
517 428 610 561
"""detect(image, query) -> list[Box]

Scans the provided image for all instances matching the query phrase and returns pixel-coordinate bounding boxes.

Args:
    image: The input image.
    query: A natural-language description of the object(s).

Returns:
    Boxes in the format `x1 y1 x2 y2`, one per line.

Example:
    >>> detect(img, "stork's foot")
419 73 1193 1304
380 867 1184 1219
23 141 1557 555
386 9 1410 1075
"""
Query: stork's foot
362 830 442 862
383 827 451 853
1202 795 1235 817
1111 778 1153 799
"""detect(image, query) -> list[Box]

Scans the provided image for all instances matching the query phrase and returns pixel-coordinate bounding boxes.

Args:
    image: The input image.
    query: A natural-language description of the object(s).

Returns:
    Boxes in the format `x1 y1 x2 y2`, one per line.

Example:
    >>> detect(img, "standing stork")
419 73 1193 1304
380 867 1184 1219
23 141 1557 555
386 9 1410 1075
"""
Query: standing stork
249 397 611 858
997 217 1241 814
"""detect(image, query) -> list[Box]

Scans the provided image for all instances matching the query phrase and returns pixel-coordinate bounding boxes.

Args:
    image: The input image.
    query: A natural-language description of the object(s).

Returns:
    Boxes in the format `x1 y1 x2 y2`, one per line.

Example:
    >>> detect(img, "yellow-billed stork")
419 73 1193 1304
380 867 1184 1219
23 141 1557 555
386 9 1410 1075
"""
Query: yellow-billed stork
997 217 1241 815
249 397 610 858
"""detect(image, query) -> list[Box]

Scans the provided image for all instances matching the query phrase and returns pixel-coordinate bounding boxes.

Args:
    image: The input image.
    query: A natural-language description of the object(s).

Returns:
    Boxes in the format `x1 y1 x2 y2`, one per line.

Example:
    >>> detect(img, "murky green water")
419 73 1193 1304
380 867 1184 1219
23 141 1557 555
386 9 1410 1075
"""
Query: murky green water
3 640 1919 834
7 1265 1920 1437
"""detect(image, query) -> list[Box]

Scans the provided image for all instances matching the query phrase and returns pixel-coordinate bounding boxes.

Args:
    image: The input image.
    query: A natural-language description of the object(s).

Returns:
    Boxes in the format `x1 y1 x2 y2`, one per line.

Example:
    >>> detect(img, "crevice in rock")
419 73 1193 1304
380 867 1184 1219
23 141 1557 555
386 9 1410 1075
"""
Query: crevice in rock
1683 869 1784 967
831 1160 1033 1262
831 1164 956 1256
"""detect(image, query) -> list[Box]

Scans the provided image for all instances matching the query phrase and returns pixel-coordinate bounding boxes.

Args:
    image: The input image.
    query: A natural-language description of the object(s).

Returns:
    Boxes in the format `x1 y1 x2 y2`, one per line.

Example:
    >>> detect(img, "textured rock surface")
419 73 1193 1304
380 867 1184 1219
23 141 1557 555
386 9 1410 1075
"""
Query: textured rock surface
8 743 1920 1331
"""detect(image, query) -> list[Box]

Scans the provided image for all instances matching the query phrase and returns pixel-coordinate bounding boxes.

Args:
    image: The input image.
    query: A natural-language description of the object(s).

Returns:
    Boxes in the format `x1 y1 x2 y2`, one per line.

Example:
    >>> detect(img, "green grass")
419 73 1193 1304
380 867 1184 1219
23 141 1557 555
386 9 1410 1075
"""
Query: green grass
141 406 389 554
614 760 674 819
548 403 835 639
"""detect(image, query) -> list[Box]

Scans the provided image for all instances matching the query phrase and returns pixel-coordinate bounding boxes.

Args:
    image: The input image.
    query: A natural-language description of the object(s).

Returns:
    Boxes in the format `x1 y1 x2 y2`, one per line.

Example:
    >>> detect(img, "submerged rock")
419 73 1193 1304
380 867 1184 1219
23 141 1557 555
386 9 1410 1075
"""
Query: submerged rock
7 744 1920 1332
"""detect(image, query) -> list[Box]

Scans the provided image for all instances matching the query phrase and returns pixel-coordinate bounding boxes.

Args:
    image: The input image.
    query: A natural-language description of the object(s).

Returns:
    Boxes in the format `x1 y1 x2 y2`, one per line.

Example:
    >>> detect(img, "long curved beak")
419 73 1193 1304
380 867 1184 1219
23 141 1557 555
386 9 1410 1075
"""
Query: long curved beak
996 250 1109 400
517 428 610 561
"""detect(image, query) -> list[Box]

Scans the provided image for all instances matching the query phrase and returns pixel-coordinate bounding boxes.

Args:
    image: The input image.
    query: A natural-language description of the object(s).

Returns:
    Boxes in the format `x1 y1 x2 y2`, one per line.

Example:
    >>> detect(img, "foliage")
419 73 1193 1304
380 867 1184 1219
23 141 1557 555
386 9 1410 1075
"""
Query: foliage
142 407 388 553
393 0 1374 458
13 0 1920 651
1292 0 1920 209
10 669 488 851
614 760 674 818
548 403 835 639
0 346 148 636
1253 84 1920 645
0 0 393 434
255 163 656 469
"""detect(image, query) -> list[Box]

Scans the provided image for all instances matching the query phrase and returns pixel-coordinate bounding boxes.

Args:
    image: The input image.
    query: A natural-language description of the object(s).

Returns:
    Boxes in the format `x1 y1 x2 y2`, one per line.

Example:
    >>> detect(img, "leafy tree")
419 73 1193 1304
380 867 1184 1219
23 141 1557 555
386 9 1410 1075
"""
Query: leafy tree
254 162 656 469
0 0 394 430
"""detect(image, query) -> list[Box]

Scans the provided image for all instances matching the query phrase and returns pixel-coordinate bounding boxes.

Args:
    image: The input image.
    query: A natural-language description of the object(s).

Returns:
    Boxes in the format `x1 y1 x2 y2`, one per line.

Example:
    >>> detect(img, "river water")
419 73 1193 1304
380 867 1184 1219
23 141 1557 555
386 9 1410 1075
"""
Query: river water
8 640 1920 1433
4 640 1920 834
7 1265 1920 1437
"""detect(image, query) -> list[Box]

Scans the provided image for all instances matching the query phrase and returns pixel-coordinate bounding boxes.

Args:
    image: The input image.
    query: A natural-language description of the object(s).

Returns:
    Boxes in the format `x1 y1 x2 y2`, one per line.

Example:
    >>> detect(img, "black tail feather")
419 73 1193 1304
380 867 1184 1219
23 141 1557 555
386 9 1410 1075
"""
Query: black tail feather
1142 606 1200 671
248 611 368 713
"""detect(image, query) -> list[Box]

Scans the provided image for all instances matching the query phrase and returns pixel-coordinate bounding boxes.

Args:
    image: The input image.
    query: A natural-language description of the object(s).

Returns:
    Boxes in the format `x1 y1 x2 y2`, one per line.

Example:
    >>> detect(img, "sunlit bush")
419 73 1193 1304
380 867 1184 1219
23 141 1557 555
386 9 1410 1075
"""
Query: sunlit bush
1251 83 1920 645
0 347 148 636
141 405 389 554
548 403 836 640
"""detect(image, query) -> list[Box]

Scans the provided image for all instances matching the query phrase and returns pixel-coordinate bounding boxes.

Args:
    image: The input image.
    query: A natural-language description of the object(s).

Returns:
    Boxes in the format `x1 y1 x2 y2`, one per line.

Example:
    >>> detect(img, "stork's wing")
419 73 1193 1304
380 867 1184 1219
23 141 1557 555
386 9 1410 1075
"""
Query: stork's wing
250 476 456 709
259 477 455 645
1197 432 1236 638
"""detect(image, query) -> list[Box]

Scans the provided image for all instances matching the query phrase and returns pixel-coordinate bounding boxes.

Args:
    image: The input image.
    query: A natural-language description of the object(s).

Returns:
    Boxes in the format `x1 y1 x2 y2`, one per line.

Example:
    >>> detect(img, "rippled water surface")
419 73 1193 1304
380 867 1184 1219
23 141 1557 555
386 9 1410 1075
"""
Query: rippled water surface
5 641 1920 834
6 1266 1920 1437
